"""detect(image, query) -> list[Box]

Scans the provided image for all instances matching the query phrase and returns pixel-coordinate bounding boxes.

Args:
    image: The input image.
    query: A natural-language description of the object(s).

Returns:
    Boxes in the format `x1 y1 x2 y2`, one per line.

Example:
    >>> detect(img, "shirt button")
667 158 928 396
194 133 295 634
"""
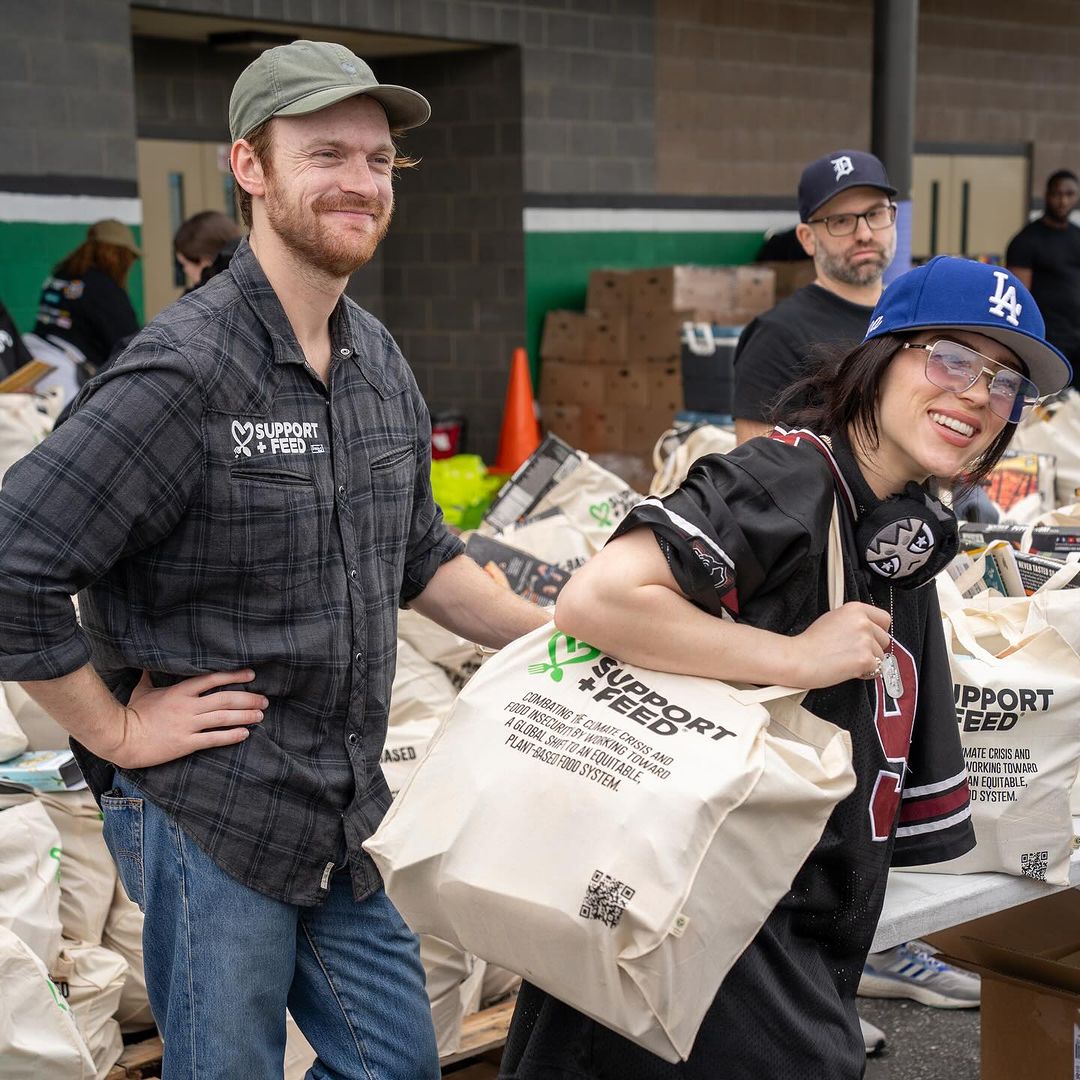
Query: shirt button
347 732 358 745
349 568 358 580
354 652 364 665
338 485 346 496
339 347 352 357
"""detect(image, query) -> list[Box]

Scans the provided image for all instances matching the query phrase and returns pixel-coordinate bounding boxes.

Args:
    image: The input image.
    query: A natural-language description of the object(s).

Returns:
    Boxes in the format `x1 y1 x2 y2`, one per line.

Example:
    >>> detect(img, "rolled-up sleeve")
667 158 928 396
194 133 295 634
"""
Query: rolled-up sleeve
398 389 464 606
0 347 205 680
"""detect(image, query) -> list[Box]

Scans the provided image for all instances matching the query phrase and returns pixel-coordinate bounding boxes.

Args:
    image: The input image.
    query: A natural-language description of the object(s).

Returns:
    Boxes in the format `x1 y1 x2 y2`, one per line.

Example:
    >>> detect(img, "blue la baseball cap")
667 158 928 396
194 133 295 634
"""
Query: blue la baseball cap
863 256 1072 397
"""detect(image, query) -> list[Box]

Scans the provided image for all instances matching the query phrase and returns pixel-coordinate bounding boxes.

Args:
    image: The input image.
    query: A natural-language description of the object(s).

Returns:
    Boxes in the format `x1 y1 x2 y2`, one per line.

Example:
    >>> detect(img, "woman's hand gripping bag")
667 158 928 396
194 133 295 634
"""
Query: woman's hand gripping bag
365 623 854 1062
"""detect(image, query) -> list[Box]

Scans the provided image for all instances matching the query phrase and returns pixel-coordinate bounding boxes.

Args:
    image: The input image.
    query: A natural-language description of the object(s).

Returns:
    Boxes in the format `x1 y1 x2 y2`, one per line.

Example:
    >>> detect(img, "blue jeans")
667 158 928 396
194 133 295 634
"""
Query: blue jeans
100 772 439 1080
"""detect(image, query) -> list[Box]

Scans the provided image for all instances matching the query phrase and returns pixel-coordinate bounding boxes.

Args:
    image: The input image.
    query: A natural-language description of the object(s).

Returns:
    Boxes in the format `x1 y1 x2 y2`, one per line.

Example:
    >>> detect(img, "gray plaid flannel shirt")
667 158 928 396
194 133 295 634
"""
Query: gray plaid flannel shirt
0 239 463 905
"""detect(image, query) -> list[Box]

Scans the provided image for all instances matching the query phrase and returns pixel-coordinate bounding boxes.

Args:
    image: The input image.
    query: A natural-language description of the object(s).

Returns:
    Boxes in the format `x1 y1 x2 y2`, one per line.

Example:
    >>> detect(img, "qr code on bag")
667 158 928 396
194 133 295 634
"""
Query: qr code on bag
580 869 635 929
1020 850 1049 880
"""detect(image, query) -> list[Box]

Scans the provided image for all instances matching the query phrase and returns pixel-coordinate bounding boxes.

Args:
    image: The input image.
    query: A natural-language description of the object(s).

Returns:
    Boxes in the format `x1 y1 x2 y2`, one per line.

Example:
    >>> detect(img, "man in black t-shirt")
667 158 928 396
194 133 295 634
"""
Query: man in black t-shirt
733 150 897 443
1006 170 1080 387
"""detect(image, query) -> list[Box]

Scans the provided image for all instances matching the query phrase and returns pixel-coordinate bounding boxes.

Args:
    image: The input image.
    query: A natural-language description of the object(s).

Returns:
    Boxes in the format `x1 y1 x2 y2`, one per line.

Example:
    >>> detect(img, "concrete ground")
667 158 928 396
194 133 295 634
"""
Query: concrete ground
861 997 980 1079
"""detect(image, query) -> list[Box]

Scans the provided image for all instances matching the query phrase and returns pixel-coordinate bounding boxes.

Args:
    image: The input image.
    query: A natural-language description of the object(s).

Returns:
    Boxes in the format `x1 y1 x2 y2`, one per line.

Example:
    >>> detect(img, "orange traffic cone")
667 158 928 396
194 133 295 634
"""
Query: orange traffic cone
494 347 541 473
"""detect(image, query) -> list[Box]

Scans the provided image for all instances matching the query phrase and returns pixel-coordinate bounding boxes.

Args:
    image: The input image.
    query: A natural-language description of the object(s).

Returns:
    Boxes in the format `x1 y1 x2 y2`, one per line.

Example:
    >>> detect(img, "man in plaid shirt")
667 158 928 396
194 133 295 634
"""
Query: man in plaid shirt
0 41 548 1079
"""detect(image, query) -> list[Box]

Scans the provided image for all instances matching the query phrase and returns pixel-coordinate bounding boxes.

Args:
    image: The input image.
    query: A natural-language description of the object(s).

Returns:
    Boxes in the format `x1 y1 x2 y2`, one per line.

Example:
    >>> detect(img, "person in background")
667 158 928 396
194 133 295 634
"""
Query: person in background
733 150 897 445
1006 169 1080 390
173 210 244 292
0 295 32 378
33 219 140 383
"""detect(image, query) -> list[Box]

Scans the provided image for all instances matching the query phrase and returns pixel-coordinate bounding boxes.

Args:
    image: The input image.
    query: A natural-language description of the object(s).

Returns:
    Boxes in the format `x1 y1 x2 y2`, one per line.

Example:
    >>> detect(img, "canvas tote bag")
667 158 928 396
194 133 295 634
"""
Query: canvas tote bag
36 791 117 947
1011 391 1080 506
916 572 1080 884
0 682 28 762
0 924 95 1080
366 505 855 1062
49 942 127 1078
650 424 737 498
100 878 154 1034
0 799 63 968
526 458 643 554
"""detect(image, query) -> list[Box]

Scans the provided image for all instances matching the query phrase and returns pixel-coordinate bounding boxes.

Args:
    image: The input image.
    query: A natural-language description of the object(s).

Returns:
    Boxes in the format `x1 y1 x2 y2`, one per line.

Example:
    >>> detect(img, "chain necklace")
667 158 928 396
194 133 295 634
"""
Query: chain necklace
879 586 904 699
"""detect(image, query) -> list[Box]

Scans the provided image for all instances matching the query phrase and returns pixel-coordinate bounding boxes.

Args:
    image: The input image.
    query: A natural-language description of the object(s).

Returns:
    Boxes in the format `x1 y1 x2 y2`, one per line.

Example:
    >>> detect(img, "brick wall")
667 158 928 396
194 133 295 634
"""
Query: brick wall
655 0 1080 203
0 0 136 183
919 0 1080 197
131 0 657 198
377 46 525 459
655 0 872 199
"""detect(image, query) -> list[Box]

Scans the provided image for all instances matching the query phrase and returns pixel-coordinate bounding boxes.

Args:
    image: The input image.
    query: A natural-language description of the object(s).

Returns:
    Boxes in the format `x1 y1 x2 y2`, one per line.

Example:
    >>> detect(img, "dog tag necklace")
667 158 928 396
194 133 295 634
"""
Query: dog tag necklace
880 587 904 699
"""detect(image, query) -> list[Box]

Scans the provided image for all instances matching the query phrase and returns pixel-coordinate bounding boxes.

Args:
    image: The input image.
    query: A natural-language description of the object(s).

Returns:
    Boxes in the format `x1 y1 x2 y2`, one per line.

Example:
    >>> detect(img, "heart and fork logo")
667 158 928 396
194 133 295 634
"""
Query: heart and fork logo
232 420 254 457
528 631 601 683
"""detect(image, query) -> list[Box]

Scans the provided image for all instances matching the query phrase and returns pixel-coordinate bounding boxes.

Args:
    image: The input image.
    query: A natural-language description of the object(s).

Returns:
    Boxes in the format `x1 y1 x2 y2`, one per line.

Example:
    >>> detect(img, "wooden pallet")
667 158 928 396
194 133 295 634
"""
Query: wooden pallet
105 1035 164 1079
441 997 515 1067
102 998 515 1078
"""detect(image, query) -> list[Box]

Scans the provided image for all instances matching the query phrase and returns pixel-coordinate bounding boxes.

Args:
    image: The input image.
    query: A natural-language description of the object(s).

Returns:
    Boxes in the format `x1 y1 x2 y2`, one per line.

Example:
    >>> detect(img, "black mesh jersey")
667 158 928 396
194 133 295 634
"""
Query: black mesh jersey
499 428 975 1080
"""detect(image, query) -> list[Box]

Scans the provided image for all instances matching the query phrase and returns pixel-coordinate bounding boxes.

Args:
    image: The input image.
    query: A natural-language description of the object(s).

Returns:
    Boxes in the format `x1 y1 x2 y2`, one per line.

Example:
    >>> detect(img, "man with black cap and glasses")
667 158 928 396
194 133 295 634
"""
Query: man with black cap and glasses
0 40 548 1079
733 149 898 445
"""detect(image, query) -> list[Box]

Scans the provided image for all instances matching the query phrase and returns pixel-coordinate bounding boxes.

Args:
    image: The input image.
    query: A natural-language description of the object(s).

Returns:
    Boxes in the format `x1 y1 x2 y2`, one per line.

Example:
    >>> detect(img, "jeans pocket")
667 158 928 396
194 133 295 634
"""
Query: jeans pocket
101 786 146 911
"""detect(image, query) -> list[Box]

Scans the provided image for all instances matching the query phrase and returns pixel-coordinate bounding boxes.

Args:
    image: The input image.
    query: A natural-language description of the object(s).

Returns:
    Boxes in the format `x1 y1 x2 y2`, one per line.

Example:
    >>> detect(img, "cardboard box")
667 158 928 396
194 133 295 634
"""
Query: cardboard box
539 360 609 407
623 407 677 457
540 309 627 365
730 265 775 323
758 259 816 303
632 266 734 320
587 312 627 364
630 266 775 323
925 889 1080 1080
625 310 689 365
605 362 681 410
578 405 626 455
586 269 635 316
540 310 589 361
541 402 583 447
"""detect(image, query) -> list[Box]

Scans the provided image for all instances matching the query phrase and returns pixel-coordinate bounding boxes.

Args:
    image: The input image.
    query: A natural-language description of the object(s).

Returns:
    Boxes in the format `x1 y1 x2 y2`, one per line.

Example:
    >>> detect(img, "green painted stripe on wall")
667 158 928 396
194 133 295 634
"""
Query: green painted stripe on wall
524 229 764 376
0 221 145 334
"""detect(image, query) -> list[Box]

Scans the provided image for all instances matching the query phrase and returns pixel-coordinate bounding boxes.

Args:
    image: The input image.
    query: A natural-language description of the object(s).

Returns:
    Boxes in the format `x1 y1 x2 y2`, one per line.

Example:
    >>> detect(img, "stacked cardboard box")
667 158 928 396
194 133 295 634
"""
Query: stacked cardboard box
539 265 775 457
757 259 816 303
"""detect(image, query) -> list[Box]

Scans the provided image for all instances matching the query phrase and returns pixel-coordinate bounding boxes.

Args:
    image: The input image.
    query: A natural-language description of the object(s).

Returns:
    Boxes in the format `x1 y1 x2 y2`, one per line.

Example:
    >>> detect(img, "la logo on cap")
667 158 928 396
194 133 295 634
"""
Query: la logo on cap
831 155 854 181
988 270 1022 327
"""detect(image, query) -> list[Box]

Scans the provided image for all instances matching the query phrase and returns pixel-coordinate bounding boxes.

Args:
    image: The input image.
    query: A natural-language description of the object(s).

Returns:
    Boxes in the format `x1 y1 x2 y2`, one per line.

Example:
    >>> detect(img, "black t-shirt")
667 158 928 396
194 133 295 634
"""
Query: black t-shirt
33 267 138 374
499 430 975 1080
732 285 875 423
0 297 32 378
1005 219 1080 362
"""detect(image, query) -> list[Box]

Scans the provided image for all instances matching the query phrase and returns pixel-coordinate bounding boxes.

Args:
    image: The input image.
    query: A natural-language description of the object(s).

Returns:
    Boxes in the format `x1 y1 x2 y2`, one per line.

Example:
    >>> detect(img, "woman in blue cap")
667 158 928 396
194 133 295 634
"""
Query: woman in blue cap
499 257 1071 1080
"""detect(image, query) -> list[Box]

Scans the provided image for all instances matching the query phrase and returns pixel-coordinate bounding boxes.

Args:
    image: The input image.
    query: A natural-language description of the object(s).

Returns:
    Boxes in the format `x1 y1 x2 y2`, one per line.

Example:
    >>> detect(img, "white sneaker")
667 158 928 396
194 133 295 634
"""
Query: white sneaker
859 940 980 1008
859 1015 887 1056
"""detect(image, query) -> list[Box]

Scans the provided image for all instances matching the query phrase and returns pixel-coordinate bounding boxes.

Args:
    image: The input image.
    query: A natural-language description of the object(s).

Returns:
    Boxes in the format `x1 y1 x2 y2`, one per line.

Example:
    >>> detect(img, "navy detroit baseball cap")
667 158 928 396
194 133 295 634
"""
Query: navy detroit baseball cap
798 150 897 222
863 256 1072 397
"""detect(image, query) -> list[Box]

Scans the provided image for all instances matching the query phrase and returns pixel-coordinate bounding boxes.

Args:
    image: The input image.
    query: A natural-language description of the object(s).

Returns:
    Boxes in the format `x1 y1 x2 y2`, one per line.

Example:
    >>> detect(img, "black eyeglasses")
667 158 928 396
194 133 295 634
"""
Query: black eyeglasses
806 203 897 237
901 340 1039 423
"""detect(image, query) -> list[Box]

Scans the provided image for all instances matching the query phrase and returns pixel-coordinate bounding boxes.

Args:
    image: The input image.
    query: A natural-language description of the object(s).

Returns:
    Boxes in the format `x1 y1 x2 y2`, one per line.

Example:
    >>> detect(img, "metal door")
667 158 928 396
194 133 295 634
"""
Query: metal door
135 139 237 319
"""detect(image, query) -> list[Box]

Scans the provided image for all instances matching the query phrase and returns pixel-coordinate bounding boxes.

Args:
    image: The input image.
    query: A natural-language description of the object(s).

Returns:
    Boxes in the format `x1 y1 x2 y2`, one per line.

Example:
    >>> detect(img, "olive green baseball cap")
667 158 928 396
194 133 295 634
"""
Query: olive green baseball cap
229 39 431 141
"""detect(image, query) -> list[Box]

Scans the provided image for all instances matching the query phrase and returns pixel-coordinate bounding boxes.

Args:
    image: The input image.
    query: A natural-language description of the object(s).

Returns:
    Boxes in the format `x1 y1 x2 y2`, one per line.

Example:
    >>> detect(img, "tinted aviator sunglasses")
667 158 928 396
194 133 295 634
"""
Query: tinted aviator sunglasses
901 340 1039 423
